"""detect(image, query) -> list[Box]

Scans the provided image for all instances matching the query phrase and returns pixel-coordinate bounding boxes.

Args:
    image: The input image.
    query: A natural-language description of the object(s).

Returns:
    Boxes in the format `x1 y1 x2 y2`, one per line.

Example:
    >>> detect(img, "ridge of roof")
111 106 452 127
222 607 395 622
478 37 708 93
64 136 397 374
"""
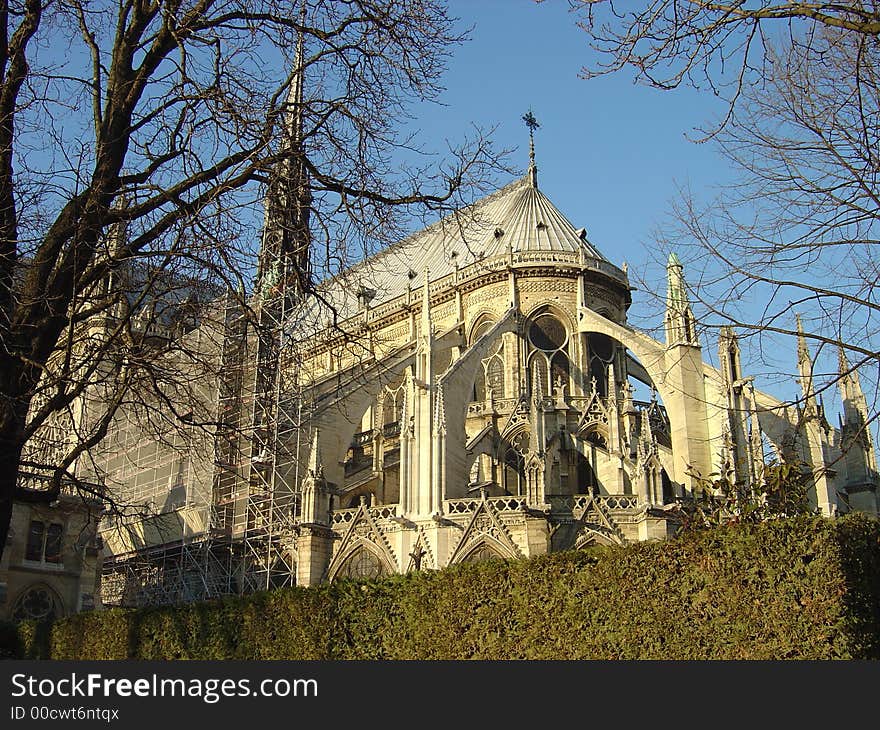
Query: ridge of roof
307 172 619 325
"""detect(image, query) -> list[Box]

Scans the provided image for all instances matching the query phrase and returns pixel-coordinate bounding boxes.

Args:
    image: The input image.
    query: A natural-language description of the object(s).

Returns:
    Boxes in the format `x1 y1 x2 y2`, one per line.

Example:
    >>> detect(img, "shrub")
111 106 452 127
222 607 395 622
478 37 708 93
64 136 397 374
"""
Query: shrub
3 515 878 660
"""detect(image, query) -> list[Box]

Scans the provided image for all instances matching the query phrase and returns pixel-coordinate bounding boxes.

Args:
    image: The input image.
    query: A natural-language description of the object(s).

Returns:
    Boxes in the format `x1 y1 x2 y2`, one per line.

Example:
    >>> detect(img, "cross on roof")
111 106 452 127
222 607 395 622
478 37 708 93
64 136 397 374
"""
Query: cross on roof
522 109 540 187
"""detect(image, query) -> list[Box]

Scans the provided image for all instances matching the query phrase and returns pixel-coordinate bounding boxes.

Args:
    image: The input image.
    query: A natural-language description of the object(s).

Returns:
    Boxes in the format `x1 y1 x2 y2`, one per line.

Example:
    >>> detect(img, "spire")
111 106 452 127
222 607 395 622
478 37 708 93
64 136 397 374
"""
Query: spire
837 345 878 473
666 252 685 306
796 314 811 366
719 325 741 384
522 109 540 188
306 428 323 478
285 17 306 144
256 10 312 303
838 346 869 426
664 252 698 346
795 314 817 413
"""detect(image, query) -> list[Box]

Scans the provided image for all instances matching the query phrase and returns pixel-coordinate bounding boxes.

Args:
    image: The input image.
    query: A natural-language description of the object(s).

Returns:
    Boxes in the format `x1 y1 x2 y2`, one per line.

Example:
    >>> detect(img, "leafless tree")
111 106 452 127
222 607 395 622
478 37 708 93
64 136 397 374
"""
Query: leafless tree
566 2 880 135
562 2 880 416
0 0 505 562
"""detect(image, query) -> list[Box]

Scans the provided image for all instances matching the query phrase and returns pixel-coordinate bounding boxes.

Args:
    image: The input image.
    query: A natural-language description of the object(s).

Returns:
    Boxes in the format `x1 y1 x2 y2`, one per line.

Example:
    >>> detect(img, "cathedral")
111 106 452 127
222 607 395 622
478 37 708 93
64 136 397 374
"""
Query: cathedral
3 125 879 616
87 136 880 604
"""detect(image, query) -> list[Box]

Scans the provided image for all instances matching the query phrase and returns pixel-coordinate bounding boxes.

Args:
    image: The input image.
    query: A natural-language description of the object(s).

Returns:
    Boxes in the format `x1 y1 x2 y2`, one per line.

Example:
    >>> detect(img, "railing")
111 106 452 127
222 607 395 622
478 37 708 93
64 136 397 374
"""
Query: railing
351 430 372 448
330 503 398 526
359 251 627 329
444 495 528 515
17 470 105 500
548 494 642 513
383 421 401 438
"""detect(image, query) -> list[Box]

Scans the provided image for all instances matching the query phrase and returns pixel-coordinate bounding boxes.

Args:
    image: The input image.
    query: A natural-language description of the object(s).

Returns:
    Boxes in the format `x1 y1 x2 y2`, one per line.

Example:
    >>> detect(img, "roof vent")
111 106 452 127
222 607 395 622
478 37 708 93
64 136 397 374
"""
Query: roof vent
536 221 547 230
407 269 417 280
494 227 504 239
576 227 587 240
356 286 376 308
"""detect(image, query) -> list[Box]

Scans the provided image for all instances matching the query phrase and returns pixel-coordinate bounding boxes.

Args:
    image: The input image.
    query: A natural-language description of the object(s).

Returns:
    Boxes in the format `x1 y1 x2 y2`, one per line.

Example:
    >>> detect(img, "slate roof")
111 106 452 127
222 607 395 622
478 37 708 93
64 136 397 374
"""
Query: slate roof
311 171 624 324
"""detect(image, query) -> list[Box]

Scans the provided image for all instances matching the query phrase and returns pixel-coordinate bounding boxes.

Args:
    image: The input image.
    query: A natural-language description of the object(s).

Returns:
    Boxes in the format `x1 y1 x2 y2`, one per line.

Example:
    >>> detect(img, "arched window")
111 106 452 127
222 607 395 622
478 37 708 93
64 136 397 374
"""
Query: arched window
470 318 503 402
501 430 529 495
485 354 505 400
461 543 505 565
383 381 405 429
12 584 64 623
336 546 388 581
527 312 570 397
587 332 615 397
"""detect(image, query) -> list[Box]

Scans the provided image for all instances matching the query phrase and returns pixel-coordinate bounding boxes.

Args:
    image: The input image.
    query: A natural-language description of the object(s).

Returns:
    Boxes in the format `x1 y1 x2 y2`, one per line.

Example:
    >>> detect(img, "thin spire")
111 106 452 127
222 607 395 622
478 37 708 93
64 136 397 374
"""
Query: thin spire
795 314 816 411
285 8 306 144
522 109 540 188
307 428 322 478
837 343 852 380
796 314 811 365
256 7 311 302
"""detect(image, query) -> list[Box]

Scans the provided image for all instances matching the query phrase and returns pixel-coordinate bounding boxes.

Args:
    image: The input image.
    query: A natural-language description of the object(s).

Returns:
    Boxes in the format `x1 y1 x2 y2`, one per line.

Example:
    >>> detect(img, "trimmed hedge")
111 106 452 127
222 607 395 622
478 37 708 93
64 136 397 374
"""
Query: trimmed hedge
4 514 880 659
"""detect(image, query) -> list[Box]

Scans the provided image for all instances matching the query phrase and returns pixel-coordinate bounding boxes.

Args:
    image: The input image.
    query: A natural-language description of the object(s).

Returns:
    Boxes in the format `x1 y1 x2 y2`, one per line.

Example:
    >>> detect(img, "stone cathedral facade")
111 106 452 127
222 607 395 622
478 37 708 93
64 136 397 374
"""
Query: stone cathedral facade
282 161 879 586
15 153 876 613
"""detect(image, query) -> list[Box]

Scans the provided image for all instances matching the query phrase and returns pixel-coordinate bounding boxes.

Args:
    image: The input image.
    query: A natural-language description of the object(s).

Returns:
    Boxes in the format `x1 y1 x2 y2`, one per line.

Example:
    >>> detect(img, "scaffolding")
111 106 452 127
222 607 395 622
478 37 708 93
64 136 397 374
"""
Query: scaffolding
100 23 312 607
100 282 310 607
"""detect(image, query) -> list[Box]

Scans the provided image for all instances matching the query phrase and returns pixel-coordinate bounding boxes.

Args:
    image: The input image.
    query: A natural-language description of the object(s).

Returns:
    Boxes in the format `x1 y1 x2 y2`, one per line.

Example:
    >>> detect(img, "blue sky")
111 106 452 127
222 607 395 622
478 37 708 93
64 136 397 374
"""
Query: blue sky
408 1 832 410
414 1 730 281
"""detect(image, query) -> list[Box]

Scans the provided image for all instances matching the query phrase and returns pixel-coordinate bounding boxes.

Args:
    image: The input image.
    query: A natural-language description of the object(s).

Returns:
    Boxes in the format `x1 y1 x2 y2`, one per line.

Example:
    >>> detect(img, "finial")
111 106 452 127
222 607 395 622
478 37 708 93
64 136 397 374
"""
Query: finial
522 109 540 188
796 313 811 365
838 344 850 375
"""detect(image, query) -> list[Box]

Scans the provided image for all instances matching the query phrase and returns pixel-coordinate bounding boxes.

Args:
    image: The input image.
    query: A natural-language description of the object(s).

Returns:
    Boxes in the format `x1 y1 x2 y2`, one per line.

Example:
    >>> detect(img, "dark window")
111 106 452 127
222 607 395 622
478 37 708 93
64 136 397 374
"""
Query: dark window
529 314 567 351
44 524 63 563
25 521 44 561
24 521 64 563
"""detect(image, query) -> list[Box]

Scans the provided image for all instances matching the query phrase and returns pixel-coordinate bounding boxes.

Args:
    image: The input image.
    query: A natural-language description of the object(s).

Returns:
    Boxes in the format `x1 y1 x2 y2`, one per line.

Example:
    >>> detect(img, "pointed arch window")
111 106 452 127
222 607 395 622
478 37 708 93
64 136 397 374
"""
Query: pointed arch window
587 332 614 397
527 312 570 397
12 584 63 622
336 546 388 581
461 543 504 564
501 430 529 496
470 318 503 402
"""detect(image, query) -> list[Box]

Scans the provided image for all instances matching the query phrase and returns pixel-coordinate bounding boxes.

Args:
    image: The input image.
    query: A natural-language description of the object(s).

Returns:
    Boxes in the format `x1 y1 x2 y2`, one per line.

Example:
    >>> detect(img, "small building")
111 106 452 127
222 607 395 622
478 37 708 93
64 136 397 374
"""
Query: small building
1 476 102 622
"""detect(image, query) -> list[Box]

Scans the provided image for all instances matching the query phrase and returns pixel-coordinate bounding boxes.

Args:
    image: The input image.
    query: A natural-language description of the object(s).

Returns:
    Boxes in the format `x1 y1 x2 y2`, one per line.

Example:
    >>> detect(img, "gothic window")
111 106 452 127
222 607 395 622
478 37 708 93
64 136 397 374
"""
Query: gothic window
661 469 674 503
25 521 63 564
527 312 570 397
684 311 695 342
551 352 569 393
485 354 505 399
382 382 406 438
501 431 529 495
587 332 615 397
12 584 63 623
577 451 599 493
470 318 503 402
336 547 388 581
461 543 504 564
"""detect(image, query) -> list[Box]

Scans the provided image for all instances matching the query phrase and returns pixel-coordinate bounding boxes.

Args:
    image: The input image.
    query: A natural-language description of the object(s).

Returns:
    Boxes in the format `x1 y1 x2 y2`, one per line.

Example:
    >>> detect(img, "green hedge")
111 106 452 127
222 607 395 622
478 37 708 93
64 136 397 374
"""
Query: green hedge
4 514 880 659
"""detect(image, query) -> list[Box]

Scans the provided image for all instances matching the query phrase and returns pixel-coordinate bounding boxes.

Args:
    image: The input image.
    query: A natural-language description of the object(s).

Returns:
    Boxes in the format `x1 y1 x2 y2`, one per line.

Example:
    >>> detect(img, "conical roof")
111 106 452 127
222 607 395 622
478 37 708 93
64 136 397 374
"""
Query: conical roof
482 181 607 258
312 173 624 323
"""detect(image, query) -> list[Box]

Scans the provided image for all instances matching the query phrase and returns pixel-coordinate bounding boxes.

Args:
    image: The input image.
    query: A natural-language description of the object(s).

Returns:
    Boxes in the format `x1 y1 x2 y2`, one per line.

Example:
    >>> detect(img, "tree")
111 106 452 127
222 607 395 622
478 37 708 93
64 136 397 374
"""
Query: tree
671 459 816 532
0 0 503 563
567 2 880 132
564 1 880 452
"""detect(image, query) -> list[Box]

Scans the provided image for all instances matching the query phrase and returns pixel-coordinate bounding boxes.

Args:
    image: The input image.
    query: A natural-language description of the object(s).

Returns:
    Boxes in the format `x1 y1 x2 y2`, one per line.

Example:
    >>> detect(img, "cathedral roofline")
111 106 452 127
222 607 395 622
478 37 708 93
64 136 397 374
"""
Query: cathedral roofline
305 172 629 328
